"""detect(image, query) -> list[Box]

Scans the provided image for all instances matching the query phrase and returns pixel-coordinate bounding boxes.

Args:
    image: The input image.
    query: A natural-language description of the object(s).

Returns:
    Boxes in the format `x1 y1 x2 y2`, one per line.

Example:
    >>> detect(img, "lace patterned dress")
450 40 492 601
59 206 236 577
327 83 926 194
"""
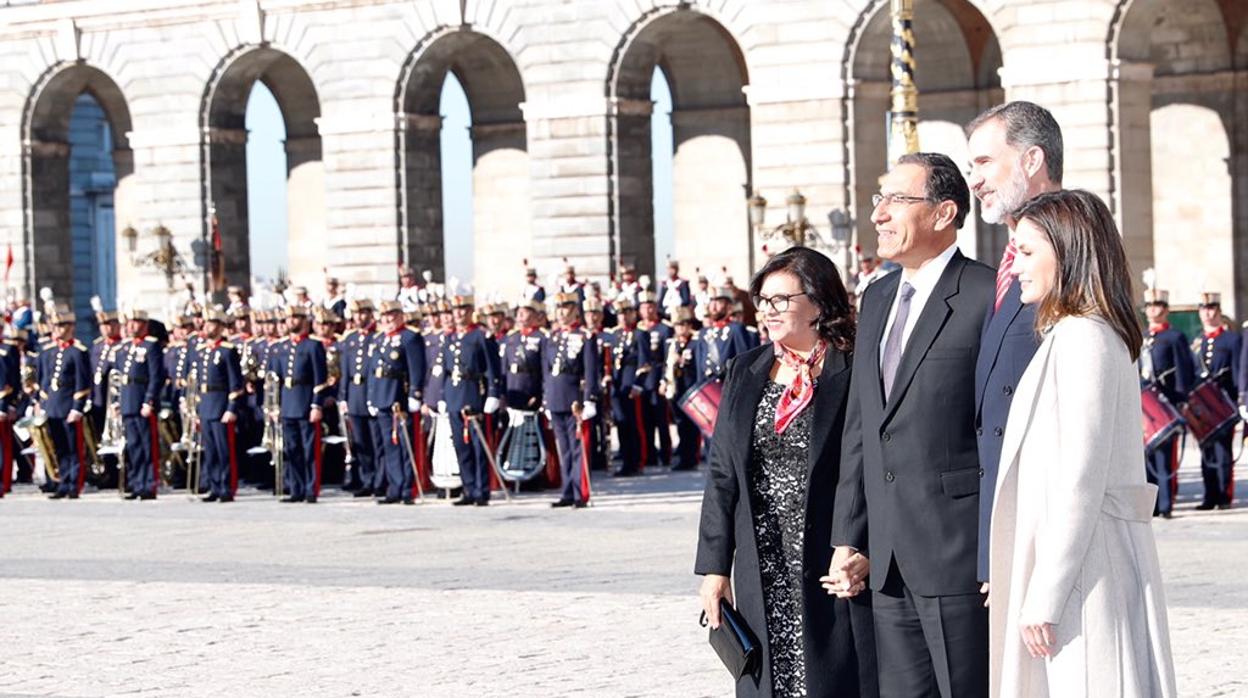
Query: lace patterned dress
748 380 814 697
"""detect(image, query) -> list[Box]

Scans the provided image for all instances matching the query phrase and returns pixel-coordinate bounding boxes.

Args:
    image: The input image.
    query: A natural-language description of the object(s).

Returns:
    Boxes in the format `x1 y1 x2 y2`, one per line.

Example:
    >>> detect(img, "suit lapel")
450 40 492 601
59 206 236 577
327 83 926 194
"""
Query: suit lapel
806 350 850 478
865 272 900 415
882 253 965 424
975 280 1024 410
727 348 774 475
993 331 1053 510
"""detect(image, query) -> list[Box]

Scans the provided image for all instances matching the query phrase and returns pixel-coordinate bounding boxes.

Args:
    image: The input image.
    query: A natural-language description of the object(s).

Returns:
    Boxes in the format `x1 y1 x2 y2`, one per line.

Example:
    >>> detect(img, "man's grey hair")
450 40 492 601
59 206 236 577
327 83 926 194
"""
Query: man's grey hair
966 101 1064 185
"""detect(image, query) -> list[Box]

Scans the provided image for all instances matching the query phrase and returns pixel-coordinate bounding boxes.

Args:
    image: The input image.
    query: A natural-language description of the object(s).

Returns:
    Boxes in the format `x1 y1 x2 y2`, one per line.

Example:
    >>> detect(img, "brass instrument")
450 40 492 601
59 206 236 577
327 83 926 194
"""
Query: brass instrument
19 413 59 482
20 360 36 396
258 370 284 496
326 342 342 386
662 339 679 401
241 340 262 383
156 406 184 486
174 366 203 494
97 372 125 456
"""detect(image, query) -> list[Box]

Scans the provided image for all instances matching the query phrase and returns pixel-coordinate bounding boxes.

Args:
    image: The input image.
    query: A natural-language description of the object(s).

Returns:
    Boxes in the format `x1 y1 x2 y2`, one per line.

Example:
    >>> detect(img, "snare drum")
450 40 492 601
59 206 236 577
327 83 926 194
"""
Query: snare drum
1141 384 1183 452
678 379 723 439
1181 380 1238 445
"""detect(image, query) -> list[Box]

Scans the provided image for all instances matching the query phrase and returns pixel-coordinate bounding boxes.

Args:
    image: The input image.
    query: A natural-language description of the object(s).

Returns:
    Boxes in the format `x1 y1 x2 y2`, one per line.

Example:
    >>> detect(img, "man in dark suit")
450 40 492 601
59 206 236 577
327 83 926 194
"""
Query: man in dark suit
828 152 995 697
965 101 1063 585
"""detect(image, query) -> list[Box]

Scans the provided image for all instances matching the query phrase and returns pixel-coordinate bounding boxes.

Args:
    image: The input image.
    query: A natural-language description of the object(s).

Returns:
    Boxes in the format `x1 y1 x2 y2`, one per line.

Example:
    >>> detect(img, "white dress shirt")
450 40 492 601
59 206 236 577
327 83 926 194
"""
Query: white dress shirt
878 242 959 368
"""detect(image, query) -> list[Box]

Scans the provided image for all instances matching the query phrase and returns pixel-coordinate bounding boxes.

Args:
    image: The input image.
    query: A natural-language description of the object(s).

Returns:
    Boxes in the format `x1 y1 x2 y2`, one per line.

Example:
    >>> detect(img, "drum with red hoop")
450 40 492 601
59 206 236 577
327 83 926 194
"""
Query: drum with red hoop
679 379 723 439
1141 384 1182 452
1181 380 1238 445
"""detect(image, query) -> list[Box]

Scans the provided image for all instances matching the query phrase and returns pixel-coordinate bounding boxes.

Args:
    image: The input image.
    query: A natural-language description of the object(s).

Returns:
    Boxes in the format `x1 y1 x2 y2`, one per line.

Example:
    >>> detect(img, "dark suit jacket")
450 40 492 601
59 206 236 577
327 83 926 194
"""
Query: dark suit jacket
830 251 995 597
973 278 1040 580
696 344 876 698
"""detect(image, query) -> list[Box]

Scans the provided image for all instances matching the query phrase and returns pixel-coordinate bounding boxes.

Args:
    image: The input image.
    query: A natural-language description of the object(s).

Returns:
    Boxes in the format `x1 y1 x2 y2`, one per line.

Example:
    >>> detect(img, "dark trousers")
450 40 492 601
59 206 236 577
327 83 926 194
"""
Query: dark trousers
551 412 585 502
643 395 672 466
610 393 641 473
448 411 489 501
672 401 701 468
282 419 320 498
589 415 608 471
873 559 988 698
1200 430 1235 506
1145 435 1180 514
347 414 381 490
49 418 84 495
202 419 238 498
375 411 414 500
123 415 159 496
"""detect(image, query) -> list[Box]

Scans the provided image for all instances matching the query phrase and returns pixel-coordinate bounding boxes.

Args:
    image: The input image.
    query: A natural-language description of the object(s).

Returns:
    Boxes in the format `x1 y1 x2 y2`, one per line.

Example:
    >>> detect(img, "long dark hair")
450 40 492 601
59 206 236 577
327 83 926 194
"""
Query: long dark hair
749 246 855 352
1012 189 1142 360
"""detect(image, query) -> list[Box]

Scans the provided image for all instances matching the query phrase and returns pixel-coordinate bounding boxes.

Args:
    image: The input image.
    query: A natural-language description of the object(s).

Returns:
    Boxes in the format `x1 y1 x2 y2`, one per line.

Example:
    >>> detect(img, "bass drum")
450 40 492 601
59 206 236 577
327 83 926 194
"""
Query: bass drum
429 412 462 490
498 410 547 483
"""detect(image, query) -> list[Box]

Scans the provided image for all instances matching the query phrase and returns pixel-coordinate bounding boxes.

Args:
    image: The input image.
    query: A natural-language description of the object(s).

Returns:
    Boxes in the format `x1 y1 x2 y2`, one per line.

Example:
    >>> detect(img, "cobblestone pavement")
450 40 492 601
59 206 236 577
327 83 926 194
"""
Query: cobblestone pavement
0 448 1244 697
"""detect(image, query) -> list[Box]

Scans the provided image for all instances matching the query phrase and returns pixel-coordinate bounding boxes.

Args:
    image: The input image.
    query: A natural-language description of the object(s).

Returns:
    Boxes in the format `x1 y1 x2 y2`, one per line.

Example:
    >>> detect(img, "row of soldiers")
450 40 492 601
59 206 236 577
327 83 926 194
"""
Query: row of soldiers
1140 290 1248 516
0 283 761 507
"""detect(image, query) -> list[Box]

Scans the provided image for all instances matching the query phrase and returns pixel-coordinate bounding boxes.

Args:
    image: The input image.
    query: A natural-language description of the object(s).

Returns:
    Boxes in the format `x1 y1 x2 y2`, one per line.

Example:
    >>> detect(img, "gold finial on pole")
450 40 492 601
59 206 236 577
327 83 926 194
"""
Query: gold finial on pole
887 0 920 167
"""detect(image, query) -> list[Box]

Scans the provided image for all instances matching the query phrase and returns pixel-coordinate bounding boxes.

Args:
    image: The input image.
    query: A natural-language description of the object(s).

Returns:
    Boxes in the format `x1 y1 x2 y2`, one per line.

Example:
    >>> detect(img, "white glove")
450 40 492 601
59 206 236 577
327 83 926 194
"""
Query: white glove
580 401 597 421
507 407 523 423
628 385 643 399
484 396 500 414
368 405 379 417
437 401 447 415
1240 405 1248 422
406 398 420 414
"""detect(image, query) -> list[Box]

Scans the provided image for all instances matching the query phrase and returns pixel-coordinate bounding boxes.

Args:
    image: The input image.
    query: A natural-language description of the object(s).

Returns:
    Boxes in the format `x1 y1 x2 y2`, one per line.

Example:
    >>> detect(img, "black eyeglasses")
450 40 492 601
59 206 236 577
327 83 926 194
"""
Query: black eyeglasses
754 293 807 313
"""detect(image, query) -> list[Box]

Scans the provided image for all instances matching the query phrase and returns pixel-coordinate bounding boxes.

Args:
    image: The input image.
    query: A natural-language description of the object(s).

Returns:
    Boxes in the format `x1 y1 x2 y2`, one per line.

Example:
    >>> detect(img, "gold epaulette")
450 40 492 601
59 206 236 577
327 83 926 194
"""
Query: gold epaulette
342 329 357 339
220 341 235 349
92 336 104 344
72 387 91 399
73 340 87 351
145 336 158 343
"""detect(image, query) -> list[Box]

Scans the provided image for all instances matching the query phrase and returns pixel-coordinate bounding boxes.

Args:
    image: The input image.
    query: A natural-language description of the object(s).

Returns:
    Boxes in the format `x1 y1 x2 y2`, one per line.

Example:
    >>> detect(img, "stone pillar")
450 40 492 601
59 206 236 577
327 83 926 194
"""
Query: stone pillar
27 139 74 305
472 120 530 301
850 80 889 259
401 113 444 282
1233 70 1248 317
672 105 751 285
1111 60 1156 296
205 126 252 295
285 134 326 291
611 98 654 279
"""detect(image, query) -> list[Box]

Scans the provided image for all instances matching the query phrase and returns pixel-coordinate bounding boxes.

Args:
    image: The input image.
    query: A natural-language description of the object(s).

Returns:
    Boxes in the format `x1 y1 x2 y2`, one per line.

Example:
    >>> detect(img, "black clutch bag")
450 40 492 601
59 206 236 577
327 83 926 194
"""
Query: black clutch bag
700 600 760 680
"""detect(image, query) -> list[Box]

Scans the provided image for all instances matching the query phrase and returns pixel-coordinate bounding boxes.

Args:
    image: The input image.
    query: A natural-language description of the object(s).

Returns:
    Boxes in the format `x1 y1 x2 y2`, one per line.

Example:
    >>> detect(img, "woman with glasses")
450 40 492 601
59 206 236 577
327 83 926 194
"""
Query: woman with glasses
988 190 1175 697
696 246 876 697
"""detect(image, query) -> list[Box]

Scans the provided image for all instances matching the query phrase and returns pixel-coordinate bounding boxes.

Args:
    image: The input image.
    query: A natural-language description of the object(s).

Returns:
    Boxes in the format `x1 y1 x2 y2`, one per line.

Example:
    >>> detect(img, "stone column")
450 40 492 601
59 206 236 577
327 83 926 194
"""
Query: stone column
671 105 751 284
205 126 252 295
1110 60 1156 296
400 113 444 283
472 120 530 300
611 98 654 279
284 134 327 291
26 139 73 304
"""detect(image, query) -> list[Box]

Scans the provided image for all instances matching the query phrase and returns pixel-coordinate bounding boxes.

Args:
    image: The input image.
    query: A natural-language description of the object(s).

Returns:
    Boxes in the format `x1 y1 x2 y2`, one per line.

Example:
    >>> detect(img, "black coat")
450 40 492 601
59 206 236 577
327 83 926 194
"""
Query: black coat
696 344 877 698
831 251 995 597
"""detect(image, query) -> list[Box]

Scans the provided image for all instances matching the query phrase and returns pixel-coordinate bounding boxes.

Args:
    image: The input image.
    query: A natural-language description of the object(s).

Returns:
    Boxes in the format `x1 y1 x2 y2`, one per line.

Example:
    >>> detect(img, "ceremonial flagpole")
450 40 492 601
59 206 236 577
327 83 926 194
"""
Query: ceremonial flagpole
887 0 920 167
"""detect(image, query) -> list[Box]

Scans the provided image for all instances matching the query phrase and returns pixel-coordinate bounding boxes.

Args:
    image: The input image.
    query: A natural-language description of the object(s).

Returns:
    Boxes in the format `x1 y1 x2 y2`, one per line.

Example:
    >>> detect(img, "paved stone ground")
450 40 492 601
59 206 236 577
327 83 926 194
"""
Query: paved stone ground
0 443 1244 697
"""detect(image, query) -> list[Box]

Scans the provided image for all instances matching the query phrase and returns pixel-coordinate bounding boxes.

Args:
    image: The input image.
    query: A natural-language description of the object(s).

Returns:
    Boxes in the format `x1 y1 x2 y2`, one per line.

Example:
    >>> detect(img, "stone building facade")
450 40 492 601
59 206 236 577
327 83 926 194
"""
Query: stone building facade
0 0 1244 317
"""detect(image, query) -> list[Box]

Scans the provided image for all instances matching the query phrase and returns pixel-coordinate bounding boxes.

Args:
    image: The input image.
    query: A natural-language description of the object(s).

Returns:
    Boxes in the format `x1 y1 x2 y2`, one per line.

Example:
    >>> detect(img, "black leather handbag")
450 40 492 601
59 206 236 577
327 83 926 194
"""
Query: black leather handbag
700 600 760 679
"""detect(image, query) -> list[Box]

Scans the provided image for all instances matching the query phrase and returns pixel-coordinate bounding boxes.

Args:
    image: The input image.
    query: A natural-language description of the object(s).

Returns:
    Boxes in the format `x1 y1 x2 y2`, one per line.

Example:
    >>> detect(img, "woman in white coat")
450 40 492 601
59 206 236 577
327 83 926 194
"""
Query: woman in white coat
988 189 1176 698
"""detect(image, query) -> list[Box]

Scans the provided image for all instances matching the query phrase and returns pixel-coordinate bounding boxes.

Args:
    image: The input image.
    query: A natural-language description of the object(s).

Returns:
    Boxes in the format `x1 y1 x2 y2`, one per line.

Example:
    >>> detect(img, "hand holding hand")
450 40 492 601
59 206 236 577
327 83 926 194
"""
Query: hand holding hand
698 574 734 630
820 546 869 598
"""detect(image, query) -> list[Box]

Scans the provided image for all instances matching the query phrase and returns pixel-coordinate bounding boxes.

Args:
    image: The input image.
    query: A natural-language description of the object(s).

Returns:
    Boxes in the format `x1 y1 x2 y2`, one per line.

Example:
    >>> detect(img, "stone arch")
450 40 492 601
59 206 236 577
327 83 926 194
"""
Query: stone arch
200 45 324 296
395 28 528 292
607 6 752 283
1110 0 1245 314
21 61 134 324
843 0 1004 262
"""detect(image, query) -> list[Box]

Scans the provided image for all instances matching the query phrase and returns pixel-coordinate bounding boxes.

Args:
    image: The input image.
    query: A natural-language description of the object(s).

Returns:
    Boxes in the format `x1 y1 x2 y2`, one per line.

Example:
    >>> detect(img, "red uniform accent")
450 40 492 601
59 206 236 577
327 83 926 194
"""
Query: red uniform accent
226 421 238 496
148 411 161 496
633 394 648 471
312 423 323 497
542 415 561 489
0 421 12 494
74 421 87 495
486 414 502 491
579 419 593 503
411 415 434 496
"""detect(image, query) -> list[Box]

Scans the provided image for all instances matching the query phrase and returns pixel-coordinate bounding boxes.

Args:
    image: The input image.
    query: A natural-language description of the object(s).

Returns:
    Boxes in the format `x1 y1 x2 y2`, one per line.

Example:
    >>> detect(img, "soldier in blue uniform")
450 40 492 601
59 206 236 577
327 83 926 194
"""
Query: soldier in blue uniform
605 296 655 477
110 310 165 500
89 307 123 435
267 306 329 503
0 327 21 496
366 300 426 504
637 291 673 467
192 308 244 502
522 263 546 304
339 299 382 496
694 286 752 382
1193 292 1243 510
582 298 611 472
543 293 599 506
1141 289 1195 518
37 304 92 499
657 259 692 320
502 299 547 413
662 307 701 470
436 292 501 506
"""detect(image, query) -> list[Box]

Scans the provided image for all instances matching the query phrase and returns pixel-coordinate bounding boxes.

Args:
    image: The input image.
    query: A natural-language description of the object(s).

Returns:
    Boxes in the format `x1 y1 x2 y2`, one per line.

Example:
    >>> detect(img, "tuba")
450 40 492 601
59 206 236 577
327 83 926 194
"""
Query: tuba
262 370 284 495
157 406 183 486
96 371 125 456
18 413 59 482
174 366 203 493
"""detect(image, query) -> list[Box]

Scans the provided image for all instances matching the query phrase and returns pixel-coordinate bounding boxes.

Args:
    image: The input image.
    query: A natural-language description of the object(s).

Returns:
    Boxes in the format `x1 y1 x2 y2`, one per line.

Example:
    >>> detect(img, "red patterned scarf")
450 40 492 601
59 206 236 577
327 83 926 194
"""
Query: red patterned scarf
774 340 827 435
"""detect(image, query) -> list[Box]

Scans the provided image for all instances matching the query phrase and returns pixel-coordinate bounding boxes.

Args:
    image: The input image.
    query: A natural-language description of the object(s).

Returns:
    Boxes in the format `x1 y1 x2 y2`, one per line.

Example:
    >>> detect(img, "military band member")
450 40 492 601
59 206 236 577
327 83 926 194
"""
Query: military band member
559 261 586 302
339 299 382 496
1193 292 1242 510
582 298 611 472
110 310 164 500
0 328 20 496
436 292 501 506
268 306 329 503
695 286 751 382
544 293 598 507
521 262 546 303
658 259 692 319
397 267 423 312
1141 290 1194 518
617 264 643 310
313 307 346 485
90 308 123 436
606 297 655 477
366 301 427 505
192 309 243 502
637 292 673 467
663 307 701 470
502 300 547 413
38 304 92 499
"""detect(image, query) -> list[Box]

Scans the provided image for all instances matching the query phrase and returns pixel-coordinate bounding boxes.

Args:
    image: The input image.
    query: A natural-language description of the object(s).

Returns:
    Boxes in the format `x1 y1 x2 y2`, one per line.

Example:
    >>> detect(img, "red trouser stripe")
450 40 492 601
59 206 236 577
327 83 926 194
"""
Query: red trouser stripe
148 412 161 495
74 421 87 494
411 416 432 496
543 416 560 489
226 421 238 496
486 414 502 491
633 395 648 471
1169 438 1180 502
579 419 593 503
312 423 323 497
1 421 12 494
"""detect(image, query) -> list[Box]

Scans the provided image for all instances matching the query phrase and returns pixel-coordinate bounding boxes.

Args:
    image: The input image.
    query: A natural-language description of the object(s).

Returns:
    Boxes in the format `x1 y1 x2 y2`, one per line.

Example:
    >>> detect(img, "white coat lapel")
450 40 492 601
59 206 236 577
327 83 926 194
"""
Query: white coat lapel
992 330 1054 510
